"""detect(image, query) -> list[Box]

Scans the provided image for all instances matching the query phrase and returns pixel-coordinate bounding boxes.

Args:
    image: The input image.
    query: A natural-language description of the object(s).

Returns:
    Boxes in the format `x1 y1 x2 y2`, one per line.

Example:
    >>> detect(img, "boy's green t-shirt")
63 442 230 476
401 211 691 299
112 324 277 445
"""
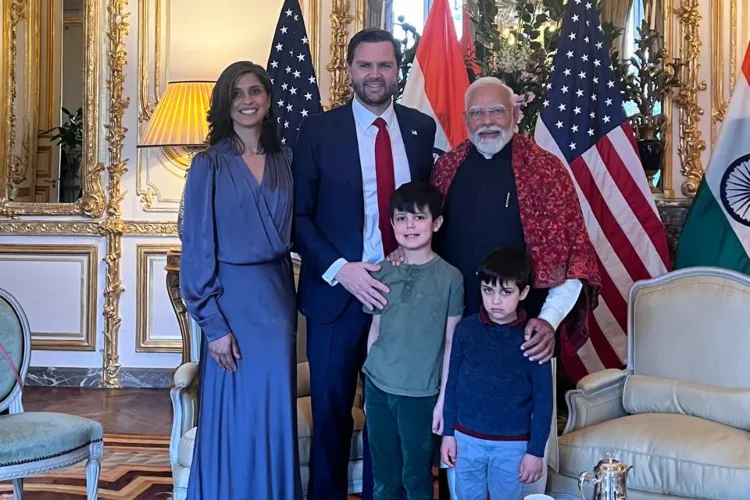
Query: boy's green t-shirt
362 256 464 397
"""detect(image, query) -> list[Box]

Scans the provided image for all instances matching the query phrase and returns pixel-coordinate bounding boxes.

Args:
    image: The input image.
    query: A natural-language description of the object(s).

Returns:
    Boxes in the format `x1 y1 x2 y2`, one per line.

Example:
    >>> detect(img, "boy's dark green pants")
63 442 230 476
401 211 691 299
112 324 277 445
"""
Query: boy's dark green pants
364 377 437 500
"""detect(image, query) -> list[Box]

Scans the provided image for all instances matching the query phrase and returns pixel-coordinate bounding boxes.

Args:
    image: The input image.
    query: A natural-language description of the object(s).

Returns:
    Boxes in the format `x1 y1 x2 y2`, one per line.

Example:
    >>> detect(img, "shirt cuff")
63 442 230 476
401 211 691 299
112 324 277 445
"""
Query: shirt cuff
322 258 348 286
197 314 232 343
537 279 583 330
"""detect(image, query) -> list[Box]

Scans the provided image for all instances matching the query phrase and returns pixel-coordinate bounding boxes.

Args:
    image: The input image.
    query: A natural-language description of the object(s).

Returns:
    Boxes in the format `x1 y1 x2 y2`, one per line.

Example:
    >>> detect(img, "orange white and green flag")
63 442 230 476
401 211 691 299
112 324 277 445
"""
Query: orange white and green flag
675 42 750 273
401 0 469 156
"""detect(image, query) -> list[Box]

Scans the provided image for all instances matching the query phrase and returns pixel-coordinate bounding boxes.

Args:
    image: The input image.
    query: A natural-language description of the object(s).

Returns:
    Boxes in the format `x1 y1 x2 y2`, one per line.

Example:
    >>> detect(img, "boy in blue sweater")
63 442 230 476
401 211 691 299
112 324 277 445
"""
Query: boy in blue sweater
440 246 553 500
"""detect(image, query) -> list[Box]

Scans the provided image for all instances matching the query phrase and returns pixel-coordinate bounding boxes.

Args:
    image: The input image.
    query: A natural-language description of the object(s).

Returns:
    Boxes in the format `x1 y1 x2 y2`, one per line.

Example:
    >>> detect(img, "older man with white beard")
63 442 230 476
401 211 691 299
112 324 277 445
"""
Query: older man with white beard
428 76 602 498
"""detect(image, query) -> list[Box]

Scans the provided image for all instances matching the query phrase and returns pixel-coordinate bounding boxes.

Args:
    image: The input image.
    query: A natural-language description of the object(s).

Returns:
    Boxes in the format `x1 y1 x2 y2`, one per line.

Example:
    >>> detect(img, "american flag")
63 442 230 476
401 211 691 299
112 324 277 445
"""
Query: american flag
534 0 671 381
266 0 322 146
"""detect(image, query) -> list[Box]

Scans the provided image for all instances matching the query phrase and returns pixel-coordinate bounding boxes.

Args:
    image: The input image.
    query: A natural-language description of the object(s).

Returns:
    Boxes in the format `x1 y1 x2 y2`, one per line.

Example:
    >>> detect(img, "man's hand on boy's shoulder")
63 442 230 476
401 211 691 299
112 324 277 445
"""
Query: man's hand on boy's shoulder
335 261 390 311
519 453 543 484
521 318 555 364
385 246 406 267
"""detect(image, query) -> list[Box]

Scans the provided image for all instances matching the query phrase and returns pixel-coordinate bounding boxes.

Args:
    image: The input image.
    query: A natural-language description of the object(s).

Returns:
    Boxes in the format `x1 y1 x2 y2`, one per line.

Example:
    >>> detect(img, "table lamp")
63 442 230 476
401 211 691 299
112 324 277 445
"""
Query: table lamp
138 81 215 238
138 80 215 165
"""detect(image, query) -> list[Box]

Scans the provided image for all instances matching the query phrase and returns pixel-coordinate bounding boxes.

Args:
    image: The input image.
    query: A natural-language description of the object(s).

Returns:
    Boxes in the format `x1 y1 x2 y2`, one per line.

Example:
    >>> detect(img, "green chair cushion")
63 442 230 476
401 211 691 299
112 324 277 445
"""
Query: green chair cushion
0 412 104 467
0 297 24 406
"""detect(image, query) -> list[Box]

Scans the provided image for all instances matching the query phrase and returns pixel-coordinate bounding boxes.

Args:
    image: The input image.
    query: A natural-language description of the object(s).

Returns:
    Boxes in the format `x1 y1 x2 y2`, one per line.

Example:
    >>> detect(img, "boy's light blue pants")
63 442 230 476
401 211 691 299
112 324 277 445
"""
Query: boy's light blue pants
451 431 528 500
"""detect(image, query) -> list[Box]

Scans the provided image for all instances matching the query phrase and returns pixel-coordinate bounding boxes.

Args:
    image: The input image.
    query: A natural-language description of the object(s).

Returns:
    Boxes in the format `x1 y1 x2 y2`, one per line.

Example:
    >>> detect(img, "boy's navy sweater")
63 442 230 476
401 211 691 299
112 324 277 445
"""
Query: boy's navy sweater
442 309 553 457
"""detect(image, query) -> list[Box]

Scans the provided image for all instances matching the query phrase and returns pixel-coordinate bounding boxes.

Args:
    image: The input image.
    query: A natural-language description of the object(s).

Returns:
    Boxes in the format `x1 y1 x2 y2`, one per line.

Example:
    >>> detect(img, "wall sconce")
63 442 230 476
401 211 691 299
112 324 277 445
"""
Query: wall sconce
138 81 215 167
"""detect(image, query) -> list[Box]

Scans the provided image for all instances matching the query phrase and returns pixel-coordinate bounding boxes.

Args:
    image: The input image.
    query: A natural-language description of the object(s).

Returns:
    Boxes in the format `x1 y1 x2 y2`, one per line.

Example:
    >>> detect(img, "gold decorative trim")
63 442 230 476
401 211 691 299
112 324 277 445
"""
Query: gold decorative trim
136 244 182 353
328 0 353 108
0 220 179 236
2 0 27 205
674 0 707 198
730 0 737 93
137 0 162 122
101 0 130 389
0 244 97 351
0 0 105 217
661 0 674 198
304 0 320 74
711 0 728 146
137 0 154 122
0 220 101 235
354 0 365 32
123 220 178 235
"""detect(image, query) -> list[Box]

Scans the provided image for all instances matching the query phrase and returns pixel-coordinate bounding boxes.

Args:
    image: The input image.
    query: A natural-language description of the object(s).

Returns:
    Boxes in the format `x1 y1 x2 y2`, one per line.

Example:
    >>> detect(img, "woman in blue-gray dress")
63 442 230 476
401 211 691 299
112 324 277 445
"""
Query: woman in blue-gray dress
180 60 302 500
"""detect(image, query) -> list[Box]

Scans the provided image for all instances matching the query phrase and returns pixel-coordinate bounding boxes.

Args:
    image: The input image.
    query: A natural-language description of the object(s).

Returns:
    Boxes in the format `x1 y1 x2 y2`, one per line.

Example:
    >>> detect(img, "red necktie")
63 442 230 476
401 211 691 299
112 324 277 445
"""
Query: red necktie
373 117 398 257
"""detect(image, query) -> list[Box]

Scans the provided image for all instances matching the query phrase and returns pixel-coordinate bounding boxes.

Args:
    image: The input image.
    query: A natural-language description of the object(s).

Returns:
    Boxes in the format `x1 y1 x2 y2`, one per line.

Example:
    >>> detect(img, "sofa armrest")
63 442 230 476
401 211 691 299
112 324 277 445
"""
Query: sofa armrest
563 369 627 434
170 362 199 468
297 361 310 397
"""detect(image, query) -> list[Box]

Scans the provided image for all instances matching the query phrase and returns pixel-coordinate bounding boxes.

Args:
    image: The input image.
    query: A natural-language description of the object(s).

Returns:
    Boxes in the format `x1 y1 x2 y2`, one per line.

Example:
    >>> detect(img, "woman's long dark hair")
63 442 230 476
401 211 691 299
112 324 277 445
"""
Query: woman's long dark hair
206 61 281 154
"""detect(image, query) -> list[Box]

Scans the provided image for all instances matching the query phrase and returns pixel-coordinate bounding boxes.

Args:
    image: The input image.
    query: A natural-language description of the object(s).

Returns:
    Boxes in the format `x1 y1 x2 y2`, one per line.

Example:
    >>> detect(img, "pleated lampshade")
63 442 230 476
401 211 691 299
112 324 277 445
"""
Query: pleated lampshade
139 81 214 147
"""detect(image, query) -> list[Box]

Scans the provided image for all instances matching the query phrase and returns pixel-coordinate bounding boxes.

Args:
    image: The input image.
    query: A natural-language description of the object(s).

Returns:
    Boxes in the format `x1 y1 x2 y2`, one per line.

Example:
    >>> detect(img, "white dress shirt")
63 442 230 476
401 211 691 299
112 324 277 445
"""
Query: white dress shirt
323 97 411 285
538 279 583 330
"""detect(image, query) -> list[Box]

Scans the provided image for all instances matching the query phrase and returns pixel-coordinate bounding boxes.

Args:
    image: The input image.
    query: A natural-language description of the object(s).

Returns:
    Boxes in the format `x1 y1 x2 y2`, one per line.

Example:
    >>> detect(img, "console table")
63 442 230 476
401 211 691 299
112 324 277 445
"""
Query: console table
165 248 191 365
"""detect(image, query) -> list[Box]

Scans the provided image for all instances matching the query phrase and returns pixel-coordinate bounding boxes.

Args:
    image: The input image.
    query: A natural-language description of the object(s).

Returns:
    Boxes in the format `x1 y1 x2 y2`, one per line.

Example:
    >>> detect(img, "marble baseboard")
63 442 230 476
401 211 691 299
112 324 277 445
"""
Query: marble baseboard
26 367 174 388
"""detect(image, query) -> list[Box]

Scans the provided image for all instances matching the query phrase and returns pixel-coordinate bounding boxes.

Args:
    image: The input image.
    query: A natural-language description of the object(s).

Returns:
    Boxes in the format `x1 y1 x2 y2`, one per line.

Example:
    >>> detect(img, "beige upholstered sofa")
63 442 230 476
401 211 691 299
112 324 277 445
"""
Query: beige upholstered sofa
546 267 750 499
170 296 365 499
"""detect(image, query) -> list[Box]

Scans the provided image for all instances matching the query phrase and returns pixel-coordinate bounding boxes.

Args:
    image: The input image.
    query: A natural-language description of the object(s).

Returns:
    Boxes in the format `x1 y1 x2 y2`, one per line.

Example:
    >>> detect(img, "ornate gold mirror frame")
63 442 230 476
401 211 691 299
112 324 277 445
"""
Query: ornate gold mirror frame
0 0 105 217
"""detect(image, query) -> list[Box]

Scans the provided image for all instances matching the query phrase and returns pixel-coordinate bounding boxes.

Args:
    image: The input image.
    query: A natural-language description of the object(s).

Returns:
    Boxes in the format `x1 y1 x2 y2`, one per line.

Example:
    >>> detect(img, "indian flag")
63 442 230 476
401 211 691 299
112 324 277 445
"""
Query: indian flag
401 0 469 156
675 42 750 274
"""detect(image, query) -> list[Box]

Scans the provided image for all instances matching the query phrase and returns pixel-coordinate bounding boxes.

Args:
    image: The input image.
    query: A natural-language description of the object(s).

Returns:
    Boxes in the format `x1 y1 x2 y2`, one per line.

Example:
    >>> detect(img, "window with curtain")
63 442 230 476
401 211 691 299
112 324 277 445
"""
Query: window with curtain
389 0 463 41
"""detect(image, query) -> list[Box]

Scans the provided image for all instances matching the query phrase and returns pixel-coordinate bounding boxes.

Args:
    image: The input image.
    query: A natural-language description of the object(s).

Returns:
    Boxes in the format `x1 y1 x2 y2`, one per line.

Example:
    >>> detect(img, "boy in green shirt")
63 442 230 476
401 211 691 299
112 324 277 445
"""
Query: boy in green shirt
363 181 464 500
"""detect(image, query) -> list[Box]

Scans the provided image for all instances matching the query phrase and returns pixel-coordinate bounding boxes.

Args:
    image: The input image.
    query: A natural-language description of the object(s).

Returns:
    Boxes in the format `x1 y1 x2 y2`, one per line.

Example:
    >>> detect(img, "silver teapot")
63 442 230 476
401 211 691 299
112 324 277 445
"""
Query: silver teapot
577 450 632 500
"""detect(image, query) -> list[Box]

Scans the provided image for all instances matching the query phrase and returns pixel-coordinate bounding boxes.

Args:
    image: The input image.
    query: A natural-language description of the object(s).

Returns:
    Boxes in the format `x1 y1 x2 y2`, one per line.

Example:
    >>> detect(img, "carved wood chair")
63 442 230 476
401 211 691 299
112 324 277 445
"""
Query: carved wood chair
0 287 104 499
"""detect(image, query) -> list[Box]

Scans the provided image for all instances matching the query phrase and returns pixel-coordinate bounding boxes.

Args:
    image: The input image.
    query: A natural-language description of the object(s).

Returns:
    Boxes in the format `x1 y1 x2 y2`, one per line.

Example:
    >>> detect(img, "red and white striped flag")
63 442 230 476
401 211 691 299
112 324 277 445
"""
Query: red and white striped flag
401 0 469 156
534 0 671 381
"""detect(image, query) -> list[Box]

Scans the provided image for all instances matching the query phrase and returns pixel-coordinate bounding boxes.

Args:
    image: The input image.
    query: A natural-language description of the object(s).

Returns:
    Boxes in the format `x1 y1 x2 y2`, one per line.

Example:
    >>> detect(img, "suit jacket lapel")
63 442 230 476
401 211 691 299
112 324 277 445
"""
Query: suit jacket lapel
395 104 421 181
339 101 364 191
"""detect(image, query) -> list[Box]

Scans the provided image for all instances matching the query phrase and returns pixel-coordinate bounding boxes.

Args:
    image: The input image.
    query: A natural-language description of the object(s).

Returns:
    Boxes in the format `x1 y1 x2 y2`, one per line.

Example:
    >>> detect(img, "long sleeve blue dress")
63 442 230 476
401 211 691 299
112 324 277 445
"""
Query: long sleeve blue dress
179 138 302 500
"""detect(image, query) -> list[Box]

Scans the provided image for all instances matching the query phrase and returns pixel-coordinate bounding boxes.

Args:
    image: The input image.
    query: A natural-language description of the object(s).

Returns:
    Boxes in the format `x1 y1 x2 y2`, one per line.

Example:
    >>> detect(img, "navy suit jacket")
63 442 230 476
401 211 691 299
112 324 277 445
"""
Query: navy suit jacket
292 100 437 324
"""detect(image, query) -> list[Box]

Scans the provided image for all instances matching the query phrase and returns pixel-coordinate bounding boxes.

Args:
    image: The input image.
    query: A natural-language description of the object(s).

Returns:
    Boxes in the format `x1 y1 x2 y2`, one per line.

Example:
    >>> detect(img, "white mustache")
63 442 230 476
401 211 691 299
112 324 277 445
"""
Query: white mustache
477 126 503 135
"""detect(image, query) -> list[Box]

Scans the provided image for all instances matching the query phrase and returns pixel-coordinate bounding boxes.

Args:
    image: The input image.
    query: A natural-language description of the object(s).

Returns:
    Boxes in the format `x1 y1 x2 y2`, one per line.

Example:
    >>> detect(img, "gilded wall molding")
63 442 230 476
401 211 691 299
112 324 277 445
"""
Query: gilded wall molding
354 0 365 33
0 0 106 217
660 0 674 198
674 0 707 198
123 220 178 235
101 0 130 389
730 0 737 100
0 220 101 235
710 0 736 147
136 244 182 353
0 244 98 351
327 0 353 108
710 0 726 146
137 0 162 123
0 220 179 236
307 0 320 72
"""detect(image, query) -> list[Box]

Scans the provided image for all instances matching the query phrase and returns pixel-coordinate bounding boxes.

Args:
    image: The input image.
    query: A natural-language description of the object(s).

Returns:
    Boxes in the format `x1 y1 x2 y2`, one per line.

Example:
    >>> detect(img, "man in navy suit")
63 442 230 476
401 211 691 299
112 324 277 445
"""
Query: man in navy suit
292 28 437 500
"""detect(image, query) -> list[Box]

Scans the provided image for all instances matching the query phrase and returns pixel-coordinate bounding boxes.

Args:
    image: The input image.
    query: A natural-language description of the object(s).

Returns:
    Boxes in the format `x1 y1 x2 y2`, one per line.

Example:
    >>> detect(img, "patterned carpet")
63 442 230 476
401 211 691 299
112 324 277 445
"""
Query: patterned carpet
0 434 173 499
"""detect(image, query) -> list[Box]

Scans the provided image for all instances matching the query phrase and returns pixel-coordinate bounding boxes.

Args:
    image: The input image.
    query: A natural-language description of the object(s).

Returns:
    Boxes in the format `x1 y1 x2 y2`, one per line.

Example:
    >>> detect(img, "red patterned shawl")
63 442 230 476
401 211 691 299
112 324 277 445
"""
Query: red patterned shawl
431 135 602 364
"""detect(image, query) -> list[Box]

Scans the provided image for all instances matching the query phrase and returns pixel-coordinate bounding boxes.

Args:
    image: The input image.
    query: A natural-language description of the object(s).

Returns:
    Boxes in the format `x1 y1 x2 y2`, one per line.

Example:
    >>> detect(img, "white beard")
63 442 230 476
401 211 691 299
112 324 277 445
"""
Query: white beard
470 126 514 158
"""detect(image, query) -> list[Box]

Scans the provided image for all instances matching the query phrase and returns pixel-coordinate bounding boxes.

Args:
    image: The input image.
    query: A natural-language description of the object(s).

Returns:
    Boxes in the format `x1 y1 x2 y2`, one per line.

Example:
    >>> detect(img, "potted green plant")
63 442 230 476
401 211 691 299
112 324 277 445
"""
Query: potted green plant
43 107 83 202
621 19 679 185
